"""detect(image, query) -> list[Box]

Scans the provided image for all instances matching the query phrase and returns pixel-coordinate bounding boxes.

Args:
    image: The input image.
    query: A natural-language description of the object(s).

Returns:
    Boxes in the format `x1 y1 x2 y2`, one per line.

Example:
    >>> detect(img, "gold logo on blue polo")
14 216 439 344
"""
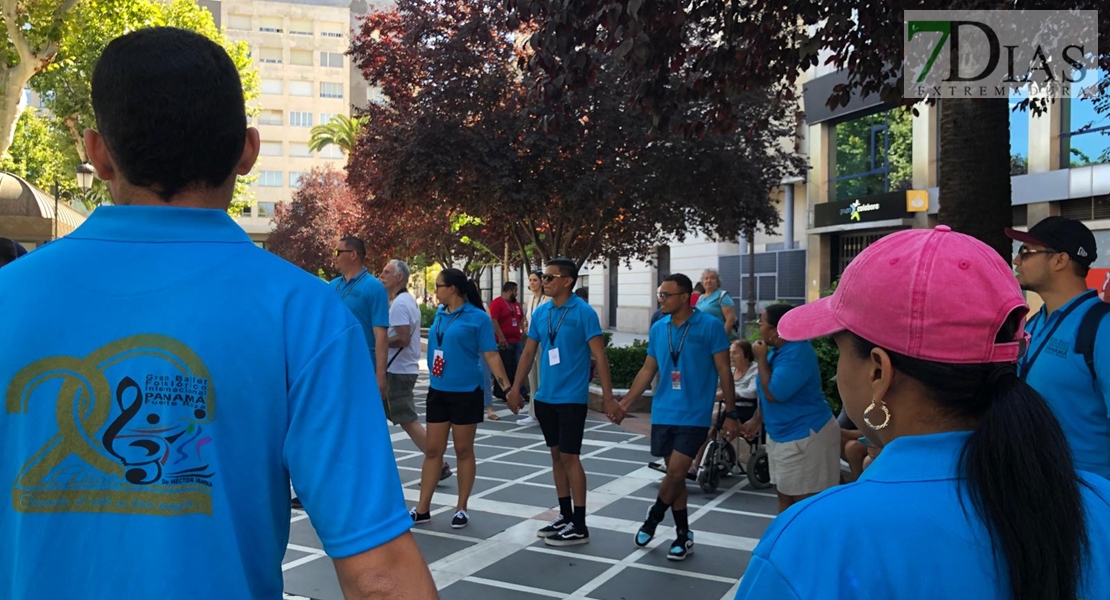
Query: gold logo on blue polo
6 334 216 516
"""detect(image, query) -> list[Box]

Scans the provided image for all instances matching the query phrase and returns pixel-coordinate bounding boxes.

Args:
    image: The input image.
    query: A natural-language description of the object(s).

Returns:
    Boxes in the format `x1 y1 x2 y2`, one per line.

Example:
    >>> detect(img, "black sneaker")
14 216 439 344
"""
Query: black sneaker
409 508 431 525
635 518 658 547
667 531 694 561
451 510 469 529
291 497 303 510
544 522 589 546
439 463 453 482
536 514 569 538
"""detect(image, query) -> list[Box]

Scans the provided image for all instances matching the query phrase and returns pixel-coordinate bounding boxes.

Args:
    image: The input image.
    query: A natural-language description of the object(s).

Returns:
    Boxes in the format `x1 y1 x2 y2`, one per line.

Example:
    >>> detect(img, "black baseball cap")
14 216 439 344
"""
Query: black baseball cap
1005 216 1097 268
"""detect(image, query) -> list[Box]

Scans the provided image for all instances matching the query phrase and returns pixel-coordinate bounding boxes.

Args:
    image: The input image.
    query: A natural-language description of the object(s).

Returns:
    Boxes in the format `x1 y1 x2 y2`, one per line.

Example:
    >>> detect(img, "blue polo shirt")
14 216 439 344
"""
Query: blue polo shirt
426 302 498 392
330 269 390 368
1020 289 1110 478
758 341 832 442
528 295 603 404
648 310 730 427
695 289 734 323
0 206 411 599
734 431 1110 599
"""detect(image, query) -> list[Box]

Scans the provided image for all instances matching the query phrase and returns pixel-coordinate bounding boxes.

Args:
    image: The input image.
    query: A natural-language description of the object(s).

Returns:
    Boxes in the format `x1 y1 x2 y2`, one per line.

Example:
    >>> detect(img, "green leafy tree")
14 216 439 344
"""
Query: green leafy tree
309 114 366 154
0 108 80 194
0 0 84 159
25 0 258 211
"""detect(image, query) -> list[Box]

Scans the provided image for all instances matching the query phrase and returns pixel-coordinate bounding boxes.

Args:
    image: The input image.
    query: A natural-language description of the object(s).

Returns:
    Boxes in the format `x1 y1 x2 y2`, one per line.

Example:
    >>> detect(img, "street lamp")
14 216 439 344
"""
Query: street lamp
53 162 96 240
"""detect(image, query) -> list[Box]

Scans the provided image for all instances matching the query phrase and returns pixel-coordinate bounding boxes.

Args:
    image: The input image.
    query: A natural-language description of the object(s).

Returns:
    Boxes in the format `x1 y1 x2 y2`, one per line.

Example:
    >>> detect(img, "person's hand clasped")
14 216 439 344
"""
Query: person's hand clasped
506 389 524 413
606 397 627 424
752 339 769 362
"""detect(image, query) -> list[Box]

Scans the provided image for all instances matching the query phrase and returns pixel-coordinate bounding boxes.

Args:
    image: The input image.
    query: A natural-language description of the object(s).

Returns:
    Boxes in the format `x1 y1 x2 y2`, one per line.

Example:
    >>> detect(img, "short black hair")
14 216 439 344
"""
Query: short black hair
0 237 18 267
91 27 247 201
764 303 794 327
502 281 518 292
340 236 366 259
546 258 578 286
662 273 693 295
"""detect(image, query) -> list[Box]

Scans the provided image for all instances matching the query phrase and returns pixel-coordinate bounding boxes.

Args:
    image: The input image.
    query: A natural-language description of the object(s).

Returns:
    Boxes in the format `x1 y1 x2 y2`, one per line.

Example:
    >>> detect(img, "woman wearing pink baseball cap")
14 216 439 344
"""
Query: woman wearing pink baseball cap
734 226 1110 600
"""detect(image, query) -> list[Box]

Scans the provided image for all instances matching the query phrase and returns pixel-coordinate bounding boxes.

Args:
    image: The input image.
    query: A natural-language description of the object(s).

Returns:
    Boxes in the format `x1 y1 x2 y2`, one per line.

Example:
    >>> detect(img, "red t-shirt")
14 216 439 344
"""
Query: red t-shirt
489 296 524 343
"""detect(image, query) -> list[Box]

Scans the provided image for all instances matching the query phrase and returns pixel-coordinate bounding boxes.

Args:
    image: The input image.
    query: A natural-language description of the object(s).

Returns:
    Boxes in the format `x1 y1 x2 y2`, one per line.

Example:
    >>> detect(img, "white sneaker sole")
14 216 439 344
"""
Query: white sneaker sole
544 536 589 547
451 522 468 529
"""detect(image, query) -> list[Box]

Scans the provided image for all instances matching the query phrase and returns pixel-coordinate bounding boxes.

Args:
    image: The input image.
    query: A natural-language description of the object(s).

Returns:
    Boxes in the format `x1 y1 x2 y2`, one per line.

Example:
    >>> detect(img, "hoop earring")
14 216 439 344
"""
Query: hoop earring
862 400 891 430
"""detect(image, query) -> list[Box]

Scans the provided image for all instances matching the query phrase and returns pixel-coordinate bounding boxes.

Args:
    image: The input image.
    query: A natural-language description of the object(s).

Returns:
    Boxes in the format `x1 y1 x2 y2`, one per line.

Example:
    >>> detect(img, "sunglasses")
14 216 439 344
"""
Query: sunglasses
1016 245 1056 259
435 283 449 288
334 249 355 257
541 274 566 283
656 291 687 300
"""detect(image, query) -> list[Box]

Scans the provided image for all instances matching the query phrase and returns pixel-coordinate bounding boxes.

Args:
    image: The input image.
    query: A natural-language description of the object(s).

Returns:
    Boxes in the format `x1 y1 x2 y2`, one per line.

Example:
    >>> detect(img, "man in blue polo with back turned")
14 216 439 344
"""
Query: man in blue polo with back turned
1007 217 1110 479
0 27 434 598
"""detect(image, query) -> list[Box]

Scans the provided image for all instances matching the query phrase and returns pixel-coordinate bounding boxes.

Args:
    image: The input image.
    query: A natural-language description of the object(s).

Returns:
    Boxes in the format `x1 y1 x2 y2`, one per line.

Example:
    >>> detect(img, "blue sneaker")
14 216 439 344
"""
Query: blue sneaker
667 531 694 561
635 519 658 547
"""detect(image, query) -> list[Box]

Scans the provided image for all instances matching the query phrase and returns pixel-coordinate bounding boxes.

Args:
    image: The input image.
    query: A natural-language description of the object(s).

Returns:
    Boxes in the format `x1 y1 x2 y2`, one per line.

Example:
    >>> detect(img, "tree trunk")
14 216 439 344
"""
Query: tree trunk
63 115 88 161
938 98 1012 260
0 63 36 159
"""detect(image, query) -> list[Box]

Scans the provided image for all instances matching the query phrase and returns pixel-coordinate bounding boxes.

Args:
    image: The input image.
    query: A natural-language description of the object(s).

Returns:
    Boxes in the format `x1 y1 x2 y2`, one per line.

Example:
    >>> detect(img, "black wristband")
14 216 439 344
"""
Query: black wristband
724 409 741 420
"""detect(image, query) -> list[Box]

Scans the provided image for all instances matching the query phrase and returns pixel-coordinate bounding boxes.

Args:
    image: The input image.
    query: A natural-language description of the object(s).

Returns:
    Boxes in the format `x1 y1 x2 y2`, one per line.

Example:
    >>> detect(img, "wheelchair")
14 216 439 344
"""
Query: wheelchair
696 399 771 493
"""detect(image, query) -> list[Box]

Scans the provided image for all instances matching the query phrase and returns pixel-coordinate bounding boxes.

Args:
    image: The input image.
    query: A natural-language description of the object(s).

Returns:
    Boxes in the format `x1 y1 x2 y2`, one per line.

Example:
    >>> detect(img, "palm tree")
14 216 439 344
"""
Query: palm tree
308 114 367 154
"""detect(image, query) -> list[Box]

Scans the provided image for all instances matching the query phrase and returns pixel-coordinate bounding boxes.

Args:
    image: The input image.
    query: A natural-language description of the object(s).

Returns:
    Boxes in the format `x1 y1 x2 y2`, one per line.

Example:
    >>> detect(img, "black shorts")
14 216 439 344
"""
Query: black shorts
651 425 710 459
534 400 588 455
426 387 484 425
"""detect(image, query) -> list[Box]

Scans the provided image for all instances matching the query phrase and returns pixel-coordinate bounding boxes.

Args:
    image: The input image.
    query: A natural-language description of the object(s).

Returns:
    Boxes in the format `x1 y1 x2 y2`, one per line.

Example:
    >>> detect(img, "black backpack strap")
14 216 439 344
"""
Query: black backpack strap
1074 300 1110 381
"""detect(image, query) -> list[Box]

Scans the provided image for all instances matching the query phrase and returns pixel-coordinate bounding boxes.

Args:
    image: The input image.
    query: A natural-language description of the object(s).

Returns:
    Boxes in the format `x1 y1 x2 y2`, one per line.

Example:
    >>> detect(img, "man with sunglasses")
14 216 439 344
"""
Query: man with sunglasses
507 258 618 546
1007 217 1110 479
611 273 737 560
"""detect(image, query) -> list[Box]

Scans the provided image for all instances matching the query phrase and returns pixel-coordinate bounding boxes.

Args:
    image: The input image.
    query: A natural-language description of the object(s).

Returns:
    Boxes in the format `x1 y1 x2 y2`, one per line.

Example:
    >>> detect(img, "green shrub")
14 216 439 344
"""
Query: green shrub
419 304 437 328
603 339 648 388
811 336 842 415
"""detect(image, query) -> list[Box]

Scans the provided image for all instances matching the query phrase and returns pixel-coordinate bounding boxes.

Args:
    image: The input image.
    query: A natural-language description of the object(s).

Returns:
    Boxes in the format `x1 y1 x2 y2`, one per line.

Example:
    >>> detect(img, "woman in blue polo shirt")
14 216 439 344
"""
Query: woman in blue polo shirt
742 303 839 514
735 226 1110 600
411 268 514 530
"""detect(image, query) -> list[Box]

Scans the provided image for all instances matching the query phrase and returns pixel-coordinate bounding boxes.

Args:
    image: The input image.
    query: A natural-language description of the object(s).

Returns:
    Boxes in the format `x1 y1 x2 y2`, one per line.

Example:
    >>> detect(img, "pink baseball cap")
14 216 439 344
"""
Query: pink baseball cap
777 226 1029 364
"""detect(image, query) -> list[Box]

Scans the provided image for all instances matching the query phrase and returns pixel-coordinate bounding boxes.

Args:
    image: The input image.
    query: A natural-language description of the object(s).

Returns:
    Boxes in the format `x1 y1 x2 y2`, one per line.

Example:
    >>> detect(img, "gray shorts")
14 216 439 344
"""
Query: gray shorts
384 373 419 425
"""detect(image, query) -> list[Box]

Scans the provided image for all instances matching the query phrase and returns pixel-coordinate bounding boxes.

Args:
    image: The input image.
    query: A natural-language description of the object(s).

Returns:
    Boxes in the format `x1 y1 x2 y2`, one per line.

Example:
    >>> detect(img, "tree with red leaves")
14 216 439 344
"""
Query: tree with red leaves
267 167 373 279
509 0 1110 258
347 0 803 270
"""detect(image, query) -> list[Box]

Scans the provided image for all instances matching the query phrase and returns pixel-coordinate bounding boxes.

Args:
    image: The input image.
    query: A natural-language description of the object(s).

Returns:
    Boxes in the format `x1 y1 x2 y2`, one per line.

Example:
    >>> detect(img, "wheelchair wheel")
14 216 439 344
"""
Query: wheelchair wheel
698 442 722 493
747 449 772 489
719 442 737 476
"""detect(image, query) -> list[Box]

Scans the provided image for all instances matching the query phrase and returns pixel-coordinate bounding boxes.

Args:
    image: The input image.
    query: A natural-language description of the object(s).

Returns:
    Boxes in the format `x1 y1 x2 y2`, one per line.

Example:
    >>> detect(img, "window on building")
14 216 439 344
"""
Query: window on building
320 52 344 68
367 86 385 104
260 141 282 156
290 111 313 127
259 47 282 64
290 49 313 66
289 172 306 188
228 14 251 30
258 171 283 187
289 80 312 97
1063 70 1110 167
290 143 313 157
260 16 283 33
239 203 254 218
832 108 913 202
1010 95 1030 175
261 79 283 95
258 202 277 218
258 109 283 126
321 25 344 38
319 145 344 159
320 82 344 99
319 113 336 125
290 19 313 36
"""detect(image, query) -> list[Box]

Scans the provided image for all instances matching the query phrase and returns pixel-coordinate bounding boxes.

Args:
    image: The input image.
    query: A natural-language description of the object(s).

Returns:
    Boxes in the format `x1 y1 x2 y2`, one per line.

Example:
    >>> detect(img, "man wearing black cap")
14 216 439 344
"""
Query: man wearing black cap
1006 216 1110 479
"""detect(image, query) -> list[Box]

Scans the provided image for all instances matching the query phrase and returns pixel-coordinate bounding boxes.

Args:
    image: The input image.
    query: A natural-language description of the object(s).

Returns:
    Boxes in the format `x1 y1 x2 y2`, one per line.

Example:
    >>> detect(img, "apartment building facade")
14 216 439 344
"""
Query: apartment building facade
200 0 364 246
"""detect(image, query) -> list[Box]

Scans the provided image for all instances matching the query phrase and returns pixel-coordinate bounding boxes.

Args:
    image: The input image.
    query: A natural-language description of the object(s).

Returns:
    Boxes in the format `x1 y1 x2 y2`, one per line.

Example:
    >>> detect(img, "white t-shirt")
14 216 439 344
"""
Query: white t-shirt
387 291 421 375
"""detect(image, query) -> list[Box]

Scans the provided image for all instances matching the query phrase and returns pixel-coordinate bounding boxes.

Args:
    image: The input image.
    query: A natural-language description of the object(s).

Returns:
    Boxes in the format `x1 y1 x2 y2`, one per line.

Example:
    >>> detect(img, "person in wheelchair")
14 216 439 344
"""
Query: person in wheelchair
691 340 759 476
